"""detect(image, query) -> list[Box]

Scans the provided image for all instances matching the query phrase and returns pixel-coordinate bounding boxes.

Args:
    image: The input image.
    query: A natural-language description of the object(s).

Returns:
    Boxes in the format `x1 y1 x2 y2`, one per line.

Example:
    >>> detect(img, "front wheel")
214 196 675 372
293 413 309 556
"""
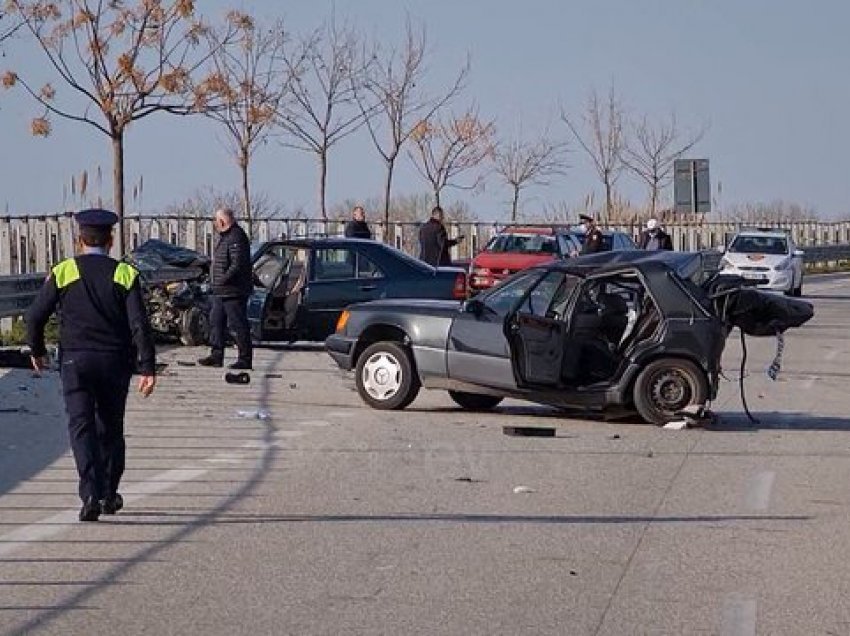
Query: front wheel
355 342 420 410
448 390 503 411
632 358 708 425
179 306 209 346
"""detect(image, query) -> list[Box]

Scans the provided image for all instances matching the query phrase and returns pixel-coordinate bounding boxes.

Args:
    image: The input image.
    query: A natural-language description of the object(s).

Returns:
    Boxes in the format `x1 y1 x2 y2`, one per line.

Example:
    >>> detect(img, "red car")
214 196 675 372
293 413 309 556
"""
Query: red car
468 227 567 292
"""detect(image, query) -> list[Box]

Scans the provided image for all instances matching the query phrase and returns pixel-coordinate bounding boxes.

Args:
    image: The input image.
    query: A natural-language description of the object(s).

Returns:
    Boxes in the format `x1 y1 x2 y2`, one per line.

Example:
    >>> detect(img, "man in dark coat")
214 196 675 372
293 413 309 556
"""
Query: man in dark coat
639 218 674 250
418 206 463 266
580 214 604 255
199 208 253 369
26 208 156 522
344 205 372 239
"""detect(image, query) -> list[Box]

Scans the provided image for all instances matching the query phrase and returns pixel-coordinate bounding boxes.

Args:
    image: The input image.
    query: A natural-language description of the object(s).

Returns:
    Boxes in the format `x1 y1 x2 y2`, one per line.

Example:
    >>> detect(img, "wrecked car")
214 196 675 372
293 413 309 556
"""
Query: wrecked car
326 250 814 425
124 240 211 346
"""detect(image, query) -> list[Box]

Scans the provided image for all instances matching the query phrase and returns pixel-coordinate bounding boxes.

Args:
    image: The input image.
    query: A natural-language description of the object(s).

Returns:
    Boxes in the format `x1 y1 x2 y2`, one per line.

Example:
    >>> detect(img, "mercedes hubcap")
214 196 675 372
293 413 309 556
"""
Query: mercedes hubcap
362 352 402 401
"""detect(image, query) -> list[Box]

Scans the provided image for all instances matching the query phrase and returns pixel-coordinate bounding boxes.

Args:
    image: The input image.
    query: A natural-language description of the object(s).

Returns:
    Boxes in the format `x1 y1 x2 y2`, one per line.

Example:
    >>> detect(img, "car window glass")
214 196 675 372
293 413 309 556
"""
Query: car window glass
518 271 567 316
547 275 581 319
481 272 540 316
253 245 306 289
729 235 788 255
314 248 355 281
357 253 384 278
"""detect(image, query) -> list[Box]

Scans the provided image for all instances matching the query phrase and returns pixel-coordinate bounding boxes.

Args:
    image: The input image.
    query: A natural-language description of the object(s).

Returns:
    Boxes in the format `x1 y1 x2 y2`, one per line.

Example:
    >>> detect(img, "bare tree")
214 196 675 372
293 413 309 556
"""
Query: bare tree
2 0 230 254
622 113 706 219
202 12 295 238
277 17 369 219
492 129 568 222
408 106 495 208
355 19 468 232
562 86 626 223
0 8 23 49
165 186 288 220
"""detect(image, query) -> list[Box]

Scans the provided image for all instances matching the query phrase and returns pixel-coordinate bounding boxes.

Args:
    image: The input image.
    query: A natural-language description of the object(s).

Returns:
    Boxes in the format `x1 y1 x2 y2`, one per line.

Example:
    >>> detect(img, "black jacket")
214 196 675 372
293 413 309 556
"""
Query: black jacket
211 223 252 298
344 220 372 239
582 227 605 255
639 229 673 250
25 254 156 375
419 218 457 266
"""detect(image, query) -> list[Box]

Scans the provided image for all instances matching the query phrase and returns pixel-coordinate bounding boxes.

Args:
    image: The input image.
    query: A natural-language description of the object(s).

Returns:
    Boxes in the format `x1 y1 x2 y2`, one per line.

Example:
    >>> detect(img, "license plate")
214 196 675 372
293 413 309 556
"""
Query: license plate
742 272 767 281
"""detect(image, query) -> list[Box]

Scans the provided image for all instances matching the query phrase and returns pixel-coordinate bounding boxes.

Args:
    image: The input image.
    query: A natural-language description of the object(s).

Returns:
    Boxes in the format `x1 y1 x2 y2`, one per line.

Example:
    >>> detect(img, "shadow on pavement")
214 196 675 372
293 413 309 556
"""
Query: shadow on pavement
709 411 850 431
0 368 68 499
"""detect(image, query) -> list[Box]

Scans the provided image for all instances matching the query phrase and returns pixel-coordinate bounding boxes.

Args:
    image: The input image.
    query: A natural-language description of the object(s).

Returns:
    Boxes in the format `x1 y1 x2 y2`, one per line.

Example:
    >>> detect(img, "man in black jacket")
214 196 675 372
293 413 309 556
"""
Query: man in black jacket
26 208 156 521
199 208 253 370
344 205 372 239
638 218 673 251
419 206 463 266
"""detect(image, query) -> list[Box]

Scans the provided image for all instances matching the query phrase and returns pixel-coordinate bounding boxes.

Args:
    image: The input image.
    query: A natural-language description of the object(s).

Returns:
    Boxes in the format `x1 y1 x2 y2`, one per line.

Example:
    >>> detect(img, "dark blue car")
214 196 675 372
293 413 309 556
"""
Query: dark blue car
247 238 468 342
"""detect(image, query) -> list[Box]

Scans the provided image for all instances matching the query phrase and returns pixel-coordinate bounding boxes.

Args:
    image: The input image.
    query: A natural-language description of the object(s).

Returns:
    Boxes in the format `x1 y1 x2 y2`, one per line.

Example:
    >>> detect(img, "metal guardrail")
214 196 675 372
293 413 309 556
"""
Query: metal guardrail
2 243 850 320
0 273 44 319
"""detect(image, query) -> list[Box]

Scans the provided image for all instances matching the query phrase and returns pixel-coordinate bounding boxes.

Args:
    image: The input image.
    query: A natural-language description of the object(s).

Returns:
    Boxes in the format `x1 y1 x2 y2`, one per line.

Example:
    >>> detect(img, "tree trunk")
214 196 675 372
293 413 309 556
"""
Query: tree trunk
112 133 125 256
318 152 328 220
511 186 520 223
240 149 252 239
604 179 613 224
649 183 658 220
434 187 441 209
382 157 395 243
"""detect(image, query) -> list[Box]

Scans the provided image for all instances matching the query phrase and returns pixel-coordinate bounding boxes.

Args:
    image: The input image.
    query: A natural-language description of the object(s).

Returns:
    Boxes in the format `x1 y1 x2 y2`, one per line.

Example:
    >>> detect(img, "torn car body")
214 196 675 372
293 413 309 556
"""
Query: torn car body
124 240 211 346
327 250 814 424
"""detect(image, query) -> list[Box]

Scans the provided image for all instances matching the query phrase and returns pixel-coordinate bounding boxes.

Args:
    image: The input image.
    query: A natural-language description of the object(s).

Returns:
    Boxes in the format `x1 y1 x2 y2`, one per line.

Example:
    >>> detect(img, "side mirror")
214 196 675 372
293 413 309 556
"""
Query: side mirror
462 298 484 315
793 249 804 258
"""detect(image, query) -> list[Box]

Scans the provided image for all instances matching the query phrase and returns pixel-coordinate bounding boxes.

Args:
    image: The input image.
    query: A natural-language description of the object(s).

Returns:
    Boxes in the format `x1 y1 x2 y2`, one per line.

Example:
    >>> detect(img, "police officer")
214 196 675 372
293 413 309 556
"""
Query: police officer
580 214 604 255
26 209 156 522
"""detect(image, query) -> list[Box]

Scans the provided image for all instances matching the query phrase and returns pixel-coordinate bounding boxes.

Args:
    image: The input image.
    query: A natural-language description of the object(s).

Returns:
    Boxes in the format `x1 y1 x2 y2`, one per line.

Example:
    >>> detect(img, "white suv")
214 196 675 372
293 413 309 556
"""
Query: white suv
720 230 804 296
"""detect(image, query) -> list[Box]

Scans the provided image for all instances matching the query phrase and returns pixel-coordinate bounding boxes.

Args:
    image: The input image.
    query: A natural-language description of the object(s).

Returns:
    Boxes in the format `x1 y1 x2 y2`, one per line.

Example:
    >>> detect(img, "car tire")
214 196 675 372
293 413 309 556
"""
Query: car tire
632 358 708 426
448 390 503 411
179 306 209 347
355 342 420 410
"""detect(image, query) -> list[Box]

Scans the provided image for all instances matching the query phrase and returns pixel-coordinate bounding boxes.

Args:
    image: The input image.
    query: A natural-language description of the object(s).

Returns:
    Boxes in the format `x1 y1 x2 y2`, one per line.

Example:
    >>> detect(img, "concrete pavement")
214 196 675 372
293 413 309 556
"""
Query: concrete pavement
1 276 850 634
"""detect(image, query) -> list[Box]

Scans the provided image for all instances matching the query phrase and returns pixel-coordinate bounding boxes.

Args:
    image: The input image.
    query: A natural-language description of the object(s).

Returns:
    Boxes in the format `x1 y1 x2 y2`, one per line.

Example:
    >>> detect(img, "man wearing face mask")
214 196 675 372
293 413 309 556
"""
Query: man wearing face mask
639 218 673 251
198 208 253 370
579 214 604 255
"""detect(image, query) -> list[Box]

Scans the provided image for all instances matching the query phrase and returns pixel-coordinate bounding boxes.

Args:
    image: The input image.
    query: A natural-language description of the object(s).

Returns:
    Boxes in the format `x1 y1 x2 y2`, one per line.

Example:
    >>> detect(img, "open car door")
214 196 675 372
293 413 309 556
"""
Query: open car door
507 271 580 388
247 245 308 341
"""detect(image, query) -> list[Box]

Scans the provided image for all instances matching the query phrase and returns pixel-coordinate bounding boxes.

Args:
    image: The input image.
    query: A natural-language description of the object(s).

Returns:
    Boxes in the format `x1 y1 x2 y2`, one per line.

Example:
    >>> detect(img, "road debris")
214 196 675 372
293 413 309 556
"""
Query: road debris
503 426 555 437
225 372 251 385
512 486 535 494
236 409 271 420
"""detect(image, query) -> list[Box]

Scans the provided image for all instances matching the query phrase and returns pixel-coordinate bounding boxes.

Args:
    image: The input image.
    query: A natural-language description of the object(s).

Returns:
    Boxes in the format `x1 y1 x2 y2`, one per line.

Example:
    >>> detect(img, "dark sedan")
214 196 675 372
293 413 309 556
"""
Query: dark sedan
326 251 813 424
247 238 467 342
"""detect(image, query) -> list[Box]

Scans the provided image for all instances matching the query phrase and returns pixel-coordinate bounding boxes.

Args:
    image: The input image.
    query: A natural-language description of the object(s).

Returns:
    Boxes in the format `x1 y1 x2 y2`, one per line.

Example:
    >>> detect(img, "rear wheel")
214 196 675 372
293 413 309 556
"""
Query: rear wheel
448 390 503 411
179 306 209 346
633 358 708 425
355 342 420 410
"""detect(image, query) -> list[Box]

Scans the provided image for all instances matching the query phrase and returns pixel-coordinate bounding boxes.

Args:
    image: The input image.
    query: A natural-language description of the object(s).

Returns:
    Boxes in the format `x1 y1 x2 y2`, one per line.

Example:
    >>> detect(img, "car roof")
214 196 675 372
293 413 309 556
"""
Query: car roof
262 236 377 248
532 249 703 276
559 228 630 237
732 231 788 239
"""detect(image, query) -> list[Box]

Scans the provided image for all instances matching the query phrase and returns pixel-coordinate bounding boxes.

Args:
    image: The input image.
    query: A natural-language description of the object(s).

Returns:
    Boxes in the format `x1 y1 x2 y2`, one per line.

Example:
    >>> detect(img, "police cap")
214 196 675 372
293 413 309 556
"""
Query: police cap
75 208 118 228
579 214 594 223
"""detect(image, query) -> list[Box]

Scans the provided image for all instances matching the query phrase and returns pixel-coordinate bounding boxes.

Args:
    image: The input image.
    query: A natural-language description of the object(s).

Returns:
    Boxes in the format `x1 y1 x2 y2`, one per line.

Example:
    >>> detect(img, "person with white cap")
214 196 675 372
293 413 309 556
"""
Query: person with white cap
639 218 673 251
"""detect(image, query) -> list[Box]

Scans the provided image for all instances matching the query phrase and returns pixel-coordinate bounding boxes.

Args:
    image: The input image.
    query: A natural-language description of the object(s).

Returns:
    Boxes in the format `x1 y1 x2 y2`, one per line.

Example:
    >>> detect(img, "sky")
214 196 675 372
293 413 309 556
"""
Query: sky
1 0 848 221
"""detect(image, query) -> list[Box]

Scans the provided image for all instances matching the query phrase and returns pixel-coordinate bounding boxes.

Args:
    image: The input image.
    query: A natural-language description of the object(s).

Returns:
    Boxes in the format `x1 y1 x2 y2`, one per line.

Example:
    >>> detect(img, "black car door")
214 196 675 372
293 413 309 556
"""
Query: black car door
447 271 543 390
304 247 387 339
247 244 308 340
507 272 579 386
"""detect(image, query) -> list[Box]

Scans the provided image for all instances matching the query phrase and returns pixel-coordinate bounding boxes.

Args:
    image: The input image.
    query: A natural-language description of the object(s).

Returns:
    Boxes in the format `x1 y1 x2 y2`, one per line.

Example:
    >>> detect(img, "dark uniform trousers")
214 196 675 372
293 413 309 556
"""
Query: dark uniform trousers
61 350 133 501
208 295 252 362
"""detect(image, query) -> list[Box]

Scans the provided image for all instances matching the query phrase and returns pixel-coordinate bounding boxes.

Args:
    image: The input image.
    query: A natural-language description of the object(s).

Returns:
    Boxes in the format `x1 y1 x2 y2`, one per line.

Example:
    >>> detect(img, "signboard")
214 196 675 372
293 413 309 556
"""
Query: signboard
674 159 711 215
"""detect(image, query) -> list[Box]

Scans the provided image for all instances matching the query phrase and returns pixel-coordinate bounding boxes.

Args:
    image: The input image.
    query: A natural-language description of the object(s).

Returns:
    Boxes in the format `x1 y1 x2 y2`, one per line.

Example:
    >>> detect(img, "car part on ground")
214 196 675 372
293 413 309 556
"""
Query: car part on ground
328 251 815 425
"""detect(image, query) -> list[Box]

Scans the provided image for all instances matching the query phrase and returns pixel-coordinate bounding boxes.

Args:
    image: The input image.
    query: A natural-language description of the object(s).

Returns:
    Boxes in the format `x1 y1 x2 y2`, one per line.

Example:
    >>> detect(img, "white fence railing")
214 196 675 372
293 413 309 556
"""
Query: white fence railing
4 214 850 277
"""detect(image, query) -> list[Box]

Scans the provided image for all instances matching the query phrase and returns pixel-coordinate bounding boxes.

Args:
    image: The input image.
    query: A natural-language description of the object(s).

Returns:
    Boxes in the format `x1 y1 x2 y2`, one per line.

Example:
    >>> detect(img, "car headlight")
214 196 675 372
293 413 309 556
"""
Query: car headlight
472 268 491 277
774 257 791 271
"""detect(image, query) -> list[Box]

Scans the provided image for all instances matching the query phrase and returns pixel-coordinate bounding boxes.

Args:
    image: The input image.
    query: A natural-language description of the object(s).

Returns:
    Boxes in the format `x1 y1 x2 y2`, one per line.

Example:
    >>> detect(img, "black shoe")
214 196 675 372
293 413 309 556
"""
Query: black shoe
101 493 124 515
198 355 224 368
79 497 101 522
228 360 252 370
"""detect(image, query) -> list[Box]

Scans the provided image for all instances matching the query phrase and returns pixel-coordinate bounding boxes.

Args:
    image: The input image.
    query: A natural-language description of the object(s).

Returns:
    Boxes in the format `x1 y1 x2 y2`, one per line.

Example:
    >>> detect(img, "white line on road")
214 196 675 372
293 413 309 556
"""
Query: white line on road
297 420 331 427
745 471 776 511
721 595 757 636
